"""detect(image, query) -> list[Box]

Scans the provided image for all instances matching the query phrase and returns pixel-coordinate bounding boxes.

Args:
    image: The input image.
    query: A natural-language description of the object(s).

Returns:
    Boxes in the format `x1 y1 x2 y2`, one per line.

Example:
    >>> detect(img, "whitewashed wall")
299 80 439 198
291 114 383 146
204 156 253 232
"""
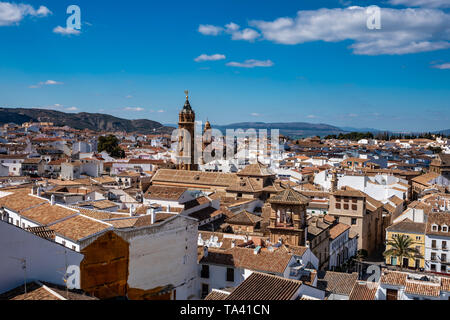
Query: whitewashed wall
0 220 83 294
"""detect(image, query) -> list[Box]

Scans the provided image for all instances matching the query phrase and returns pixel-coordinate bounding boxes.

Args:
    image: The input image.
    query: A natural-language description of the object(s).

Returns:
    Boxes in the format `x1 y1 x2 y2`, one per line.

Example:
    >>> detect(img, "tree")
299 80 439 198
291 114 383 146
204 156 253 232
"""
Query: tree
428 146 442 154
98 135 125 158
353 249 368 278
383 234 422 271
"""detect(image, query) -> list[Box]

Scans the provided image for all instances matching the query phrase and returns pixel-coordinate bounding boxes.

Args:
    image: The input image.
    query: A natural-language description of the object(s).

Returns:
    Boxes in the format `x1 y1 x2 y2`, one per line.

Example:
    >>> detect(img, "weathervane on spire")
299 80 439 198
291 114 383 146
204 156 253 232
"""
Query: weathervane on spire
184 90 189 100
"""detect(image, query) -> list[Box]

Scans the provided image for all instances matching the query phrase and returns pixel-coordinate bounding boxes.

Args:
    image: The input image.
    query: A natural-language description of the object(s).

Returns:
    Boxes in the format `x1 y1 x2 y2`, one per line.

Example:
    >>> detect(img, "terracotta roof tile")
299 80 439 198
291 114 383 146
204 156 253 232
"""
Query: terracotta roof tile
349 281 377 300
380 271 407 286
269 188 310 205
405 281 440 297
225 272 303 300
50 215 112 241
317 271 358 296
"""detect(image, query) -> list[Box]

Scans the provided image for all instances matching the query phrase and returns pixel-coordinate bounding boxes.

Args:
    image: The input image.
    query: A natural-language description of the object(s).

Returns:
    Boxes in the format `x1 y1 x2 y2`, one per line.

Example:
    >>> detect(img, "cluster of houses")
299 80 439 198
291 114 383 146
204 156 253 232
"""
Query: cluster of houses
0 100 449 300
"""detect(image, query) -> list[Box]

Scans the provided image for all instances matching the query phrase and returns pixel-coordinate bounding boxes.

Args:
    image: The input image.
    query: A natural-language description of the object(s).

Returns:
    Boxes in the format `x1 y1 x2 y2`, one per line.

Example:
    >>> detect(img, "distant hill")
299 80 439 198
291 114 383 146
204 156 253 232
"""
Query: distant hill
212 122 345 138
434 129 450 135
339 126 388 133
0 108 172 134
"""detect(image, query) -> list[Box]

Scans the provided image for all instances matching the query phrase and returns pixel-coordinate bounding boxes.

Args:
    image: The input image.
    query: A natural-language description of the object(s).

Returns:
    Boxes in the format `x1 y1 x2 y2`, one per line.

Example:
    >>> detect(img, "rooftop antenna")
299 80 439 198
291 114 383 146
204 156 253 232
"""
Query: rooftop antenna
9 256 27 294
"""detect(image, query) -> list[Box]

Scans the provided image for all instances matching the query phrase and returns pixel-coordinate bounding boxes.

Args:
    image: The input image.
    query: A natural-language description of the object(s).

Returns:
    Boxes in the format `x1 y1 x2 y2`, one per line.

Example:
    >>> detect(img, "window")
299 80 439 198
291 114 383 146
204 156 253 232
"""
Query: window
336 203 341 209
432 224 438 232
226 268 234 282
431 264 436 271
344 198 349 203
62 240 66 246
431 252 437 261
201 265 209 279
443 241 447 250
72 245 76 250
442 254 447 263
351 218 357 225
352 204 357 210
352 198 357 203
432 240 437 249
344 204 349 210
416 236 421 241
443 225 449 233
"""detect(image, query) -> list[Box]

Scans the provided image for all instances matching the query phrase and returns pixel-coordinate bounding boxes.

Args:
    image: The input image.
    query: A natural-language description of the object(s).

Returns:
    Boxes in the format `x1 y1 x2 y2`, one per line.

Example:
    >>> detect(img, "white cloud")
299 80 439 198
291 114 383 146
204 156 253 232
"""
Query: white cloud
432 62 450 69
125 107 144 111
42 80 63 85
249 6 450 55
29 80 63 88
226 59 274 68
149 109 165 113
230 28 260 41
388 0 450 8
199 22 260 41
225 22 240 32
194 54 226 62
198 24 223 35
53 25 81 36
66 107 78 111
307 115 318 119
225 22 260 41
35 5 51 16
0 2 51 26
250 113 261 117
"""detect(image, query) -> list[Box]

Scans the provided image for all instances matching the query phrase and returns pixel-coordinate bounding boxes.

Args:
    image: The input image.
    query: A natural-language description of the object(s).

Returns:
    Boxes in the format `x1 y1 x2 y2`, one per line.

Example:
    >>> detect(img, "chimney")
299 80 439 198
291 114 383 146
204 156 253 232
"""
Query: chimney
37 187 42 197
129 205 134 216
50 194 55 206
30 186 34 195
203 246 208 258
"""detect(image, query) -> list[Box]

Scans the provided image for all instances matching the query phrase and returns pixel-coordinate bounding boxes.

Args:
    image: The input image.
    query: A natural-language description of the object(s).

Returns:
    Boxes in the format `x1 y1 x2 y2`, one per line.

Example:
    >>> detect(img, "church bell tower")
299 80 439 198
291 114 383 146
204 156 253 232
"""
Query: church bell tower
177 90 198 171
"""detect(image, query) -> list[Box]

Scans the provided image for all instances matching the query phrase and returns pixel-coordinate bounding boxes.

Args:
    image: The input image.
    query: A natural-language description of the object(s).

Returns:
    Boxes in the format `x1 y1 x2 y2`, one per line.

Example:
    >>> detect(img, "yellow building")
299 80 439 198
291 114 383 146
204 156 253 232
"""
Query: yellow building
385 219 426 269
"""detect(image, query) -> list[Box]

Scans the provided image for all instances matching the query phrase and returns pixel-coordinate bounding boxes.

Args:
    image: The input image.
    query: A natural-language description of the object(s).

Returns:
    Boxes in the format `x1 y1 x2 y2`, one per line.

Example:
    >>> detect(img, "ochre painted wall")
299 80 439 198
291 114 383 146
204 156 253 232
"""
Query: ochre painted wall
80 231 130 299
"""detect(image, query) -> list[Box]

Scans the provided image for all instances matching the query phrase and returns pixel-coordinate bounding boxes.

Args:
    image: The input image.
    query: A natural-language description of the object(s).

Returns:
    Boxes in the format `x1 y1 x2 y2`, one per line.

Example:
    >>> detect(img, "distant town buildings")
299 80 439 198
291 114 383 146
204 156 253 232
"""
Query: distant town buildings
1 92 449 300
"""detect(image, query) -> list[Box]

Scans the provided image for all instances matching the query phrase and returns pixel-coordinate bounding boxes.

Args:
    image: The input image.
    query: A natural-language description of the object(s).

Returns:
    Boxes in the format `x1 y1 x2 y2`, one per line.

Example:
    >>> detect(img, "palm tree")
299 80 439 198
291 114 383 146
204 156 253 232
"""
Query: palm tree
384 234 423 271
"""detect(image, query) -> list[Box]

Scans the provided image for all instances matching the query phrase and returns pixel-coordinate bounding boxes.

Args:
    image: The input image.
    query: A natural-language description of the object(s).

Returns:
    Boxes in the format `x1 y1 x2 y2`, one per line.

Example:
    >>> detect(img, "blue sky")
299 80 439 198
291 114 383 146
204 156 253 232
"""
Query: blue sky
0 0 449 132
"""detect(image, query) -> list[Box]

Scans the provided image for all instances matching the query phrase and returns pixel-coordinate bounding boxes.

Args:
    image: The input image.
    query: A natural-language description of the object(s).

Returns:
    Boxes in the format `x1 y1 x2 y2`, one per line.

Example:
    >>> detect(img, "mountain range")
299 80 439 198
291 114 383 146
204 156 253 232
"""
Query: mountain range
1 108 447 138
0 108 172 134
